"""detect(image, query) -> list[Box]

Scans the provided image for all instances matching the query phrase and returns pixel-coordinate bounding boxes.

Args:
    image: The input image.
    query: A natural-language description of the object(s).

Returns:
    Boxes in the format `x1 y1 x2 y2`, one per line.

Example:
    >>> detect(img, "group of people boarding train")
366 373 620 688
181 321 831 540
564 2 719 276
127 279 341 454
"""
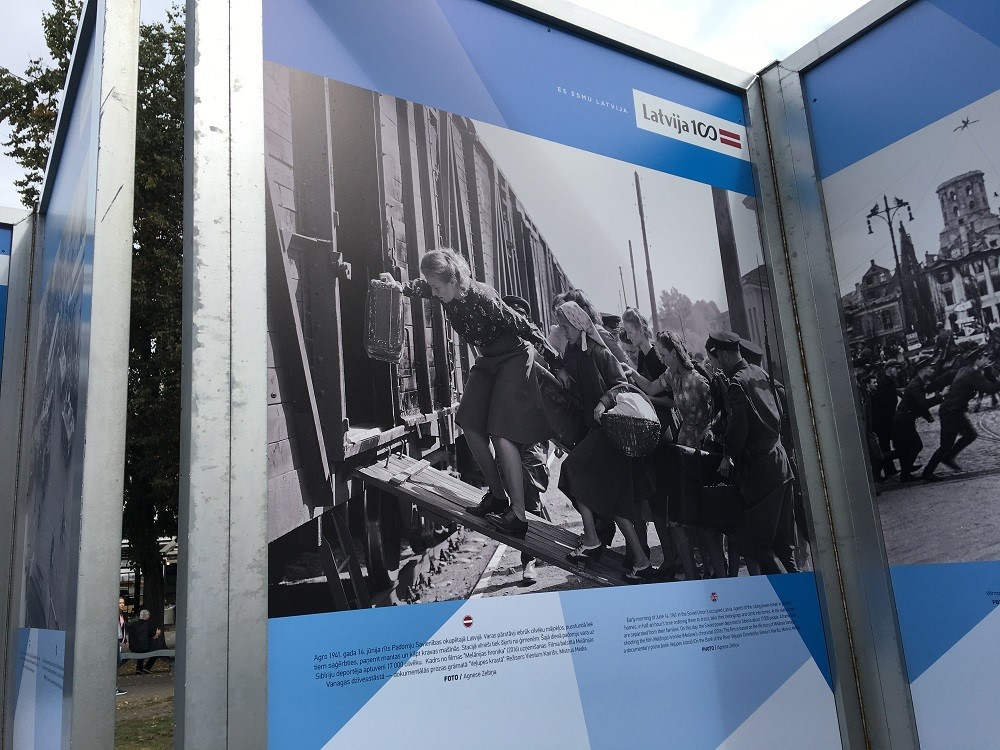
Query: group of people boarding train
380 248 804 585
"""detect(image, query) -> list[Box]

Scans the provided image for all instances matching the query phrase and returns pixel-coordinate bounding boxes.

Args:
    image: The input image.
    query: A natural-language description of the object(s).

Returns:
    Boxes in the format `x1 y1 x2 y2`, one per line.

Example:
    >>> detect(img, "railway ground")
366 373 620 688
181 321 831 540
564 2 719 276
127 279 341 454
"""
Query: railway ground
876 402 1000 566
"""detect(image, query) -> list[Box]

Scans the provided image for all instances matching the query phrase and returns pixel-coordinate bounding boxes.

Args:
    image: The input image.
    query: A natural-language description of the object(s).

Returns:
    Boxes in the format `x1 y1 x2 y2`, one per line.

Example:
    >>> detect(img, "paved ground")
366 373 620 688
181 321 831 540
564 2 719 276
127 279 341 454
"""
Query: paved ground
877 403 1000 566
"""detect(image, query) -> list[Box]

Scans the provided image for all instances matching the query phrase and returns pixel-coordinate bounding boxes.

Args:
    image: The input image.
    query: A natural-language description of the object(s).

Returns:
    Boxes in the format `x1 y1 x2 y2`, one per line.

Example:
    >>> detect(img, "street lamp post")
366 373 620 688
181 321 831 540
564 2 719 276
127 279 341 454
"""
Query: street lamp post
867 194 915 336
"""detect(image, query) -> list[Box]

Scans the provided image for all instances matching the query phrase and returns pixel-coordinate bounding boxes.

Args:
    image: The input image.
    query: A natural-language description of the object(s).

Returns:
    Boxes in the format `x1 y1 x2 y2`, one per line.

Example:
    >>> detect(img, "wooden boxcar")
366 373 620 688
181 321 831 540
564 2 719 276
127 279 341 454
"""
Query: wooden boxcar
265 63 571 613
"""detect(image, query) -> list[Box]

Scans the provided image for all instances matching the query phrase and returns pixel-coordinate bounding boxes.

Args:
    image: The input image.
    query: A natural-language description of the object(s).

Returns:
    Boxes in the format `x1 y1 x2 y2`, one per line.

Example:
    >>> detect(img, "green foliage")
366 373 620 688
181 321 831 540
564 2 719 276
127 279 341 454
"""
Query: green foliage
0 0 82 207
657 287 722 355
1 2 185 614
122 7 185 613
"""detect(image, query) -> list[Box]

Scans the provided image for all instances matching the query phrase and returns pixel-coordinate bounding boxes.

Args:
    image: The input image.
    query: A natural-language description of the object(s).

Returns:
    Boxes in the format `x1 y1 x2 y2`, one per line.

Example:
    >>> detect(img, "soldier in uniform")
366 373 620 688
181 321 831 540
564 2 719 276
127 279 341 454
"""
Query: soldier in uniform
739 338 800 573
708 332 790 575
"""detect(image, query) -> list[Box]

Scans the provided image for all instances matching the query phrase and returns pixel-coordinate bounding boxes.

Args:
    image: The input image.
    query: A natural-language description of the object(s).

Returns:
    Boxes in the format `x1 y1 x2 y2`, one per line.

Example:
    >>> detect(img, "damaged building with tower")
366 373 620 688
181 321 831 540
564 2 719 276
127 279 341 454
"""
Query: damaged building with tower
843 169 1000 353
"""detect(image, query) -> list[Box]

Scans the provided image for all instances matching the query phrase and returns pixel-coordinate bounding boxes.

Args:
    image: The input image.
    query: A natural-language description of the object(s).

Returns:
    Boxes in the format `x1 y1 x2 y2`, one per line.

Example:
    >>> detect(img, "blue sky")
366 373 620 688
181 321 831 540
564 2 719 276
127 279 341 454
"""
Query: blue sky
0 0 867 208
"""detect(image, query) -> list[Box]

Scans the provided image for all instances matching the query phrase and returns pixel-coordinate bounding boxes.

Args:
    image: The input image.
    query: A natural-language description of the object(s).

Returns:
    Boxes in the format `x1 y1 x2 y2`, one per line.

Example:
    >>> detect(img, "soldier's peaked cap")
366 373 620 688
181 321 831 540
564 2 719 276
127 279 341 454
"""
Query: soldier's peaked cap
706 331 741 353
739 338 764 362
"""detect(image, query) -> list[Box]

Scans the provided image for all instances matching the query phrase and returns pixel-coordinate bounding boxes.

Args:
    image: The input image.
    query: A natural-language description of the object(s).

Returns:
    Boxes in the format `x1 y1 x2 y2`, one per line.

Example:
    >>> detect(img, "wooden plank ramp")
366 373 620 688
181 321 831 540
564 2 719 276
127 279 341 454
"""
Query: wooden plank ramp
355 454 630 587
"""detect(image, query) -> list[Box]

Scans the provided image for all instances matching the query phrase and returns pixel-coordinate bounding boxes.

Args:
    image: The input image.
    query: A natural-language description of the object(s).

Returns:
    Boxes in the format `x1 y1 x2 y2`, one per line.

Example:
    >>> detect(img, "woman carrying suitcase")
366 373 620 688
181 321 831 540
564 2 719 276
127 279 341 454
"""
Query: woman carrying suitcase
380 248 557 538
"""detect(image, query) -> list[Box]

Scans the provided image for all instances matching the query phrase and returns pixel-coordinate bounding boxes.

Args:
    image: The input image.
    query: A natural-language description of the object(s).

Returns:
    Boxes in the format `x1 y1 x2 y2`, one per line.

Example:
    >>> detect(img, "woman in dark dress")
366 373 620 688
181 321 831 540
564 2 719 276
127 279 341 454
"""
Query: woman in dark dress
620 308 694 579
554 302 655 582
630 331 728 579
381 249 557 538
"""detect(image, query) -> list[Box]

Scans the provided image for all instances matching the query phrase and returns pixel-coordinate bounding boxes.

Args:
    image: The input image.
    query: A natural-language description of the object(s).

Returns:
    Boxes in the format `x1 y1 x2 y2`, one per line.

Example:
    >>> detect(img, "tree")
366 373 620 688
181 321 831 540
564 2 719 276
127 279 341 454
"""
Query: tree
1 2 185 621
121 7 185 620
0 0 81 207
657 287 722 355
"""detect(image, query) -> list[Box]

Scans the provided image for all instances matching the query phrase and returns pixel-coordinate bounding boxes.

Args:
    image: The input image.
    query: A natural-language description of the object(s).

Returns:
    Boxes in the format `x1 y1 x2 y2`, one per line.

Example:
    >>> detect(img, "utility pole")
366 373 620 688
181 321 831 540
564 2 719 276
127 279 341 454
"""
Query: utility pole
619 266 628 311
634 172 660 330
627 240 639 308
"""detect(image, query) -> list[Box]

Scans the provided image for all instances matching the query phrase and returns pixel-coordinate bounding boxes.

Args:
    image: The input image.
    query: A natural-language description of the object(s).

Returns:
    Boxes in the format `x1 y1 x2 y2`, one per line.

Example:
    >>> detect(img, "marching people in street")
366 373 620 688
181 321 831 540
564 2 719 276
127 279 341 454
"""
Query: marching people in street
708 332 791 575
381 248 559 539
554 301 657 583
893 371 938 482
922 355 1000 481
870 365 900 479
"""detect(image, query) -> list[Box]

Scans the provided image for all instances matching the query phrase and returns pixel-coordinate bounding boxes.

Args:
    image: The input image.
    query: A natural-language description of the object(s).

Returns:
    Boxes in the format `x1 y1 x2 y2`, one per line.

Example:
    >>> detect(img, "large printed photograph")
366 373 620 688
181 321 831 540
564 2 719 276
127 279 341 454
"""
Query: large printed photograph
822 87 1000 567
266 64 810 617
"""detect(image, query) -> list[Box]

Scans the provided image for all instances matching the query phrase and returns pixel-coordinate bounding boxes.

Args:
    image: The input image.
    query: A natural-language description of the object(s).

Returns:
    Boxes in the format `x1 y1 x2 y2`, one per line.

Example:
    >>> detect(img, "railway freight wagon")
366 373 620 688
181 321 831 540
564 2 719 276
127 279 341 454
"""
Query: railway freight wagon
265 63 571 614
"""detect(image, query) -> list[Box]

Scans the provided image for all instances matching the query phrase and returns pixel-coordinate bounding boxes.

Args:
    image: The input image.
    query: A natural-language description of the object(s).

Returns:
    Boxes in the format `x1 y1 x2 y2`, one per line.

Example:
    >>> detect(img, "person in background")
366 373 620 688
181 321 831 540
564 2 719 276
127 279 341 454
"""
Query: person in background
381 249 559 538
128 609 163 674
933 321 955 376
627 331 721 579
893 371 938 482
708 332 790 575
117 597 128 696
618 328 640 368
502 294 552 584
739 337 801 573
922 356 1000 481
562 288 629 364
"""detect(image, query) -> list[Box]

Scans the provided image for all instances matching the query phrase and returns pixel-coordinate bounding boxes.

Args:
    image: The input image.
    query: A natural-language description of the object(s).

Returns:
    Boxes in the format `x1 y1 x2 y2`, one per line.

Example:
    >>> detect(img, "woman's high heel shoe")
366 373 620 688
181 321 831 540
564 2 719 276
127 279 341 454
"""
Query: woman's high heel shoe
567 542 605 563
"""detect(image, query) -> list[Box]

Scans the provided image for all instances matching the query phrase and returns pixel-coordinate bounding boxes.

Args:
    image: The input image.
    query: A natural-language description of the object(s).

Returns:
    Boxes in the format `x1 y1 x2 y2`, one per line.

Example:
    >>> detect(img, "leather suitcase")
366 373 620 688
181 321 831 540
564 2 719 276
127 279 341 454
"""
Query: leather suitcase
533 362 586 451
364 278 404 363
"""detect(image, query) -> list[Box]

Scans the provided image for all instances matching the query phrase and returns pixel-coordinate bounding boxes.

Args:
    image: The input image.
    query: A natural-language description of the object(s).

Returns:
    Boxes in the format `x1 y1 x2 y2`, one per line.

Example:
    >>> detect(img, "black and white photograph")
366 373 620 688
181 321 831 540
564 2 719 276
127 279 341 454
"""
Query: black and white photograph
823 88 1000 566
265 63 810 617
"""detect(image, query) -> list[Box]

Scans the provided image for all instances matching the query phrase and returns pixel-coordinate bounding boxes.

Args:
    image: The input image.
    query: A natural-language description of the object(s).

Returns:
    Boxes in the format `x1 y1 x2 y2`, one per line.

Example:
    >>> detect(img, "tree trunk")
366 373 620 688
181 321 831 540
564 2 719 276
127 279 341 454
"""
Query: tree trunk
134 537 165 626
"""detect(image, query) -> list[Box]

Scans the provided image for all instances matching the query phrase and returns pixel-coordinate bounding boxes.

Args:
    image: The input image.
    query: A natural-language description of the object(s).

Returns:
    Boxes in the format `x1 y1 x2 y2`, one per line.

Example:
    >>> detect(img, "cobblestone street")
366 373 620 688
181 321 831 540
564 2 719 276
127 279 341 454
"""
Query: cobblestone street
877 403 1000 566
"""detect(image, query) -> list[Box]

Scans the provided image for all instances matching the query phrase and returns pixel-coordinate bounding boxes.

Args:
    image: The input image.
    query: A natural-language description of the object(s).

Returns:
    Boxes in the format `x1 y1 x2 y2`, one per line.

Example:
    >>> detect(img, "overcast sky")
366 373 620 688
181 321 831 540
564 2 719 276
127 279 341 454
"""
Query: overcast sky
0 0 868 208
823 88 1000 296
475 119 764 312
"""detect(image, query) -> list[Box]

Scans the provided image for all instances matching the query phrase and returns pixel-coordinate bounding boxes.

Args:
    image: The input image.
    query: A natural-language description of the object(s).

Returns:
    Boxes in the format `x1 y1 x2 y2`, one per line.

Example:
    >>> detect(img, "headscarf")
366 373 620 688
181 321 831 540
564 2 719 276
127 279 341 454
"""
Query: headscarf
557 301 603 351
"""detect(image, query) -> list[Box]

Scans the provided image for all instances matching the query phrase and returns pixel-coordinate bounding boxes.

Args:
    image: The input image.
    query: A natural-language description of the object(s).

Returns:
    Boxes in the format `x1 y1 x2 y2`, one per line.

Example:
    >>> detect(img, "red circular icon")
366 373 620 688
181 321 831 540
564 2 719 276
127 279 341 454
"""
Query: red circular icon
463 615 473 628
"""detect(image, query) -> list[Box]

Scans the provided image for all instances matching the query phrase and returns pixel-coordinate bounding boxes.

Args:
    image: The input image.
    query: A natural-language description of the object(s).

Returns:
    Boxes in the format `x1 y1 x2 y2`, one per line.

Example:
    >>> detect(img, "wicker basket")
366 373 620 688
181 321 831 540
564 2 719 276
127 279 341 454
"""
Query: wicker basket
601 412 660 458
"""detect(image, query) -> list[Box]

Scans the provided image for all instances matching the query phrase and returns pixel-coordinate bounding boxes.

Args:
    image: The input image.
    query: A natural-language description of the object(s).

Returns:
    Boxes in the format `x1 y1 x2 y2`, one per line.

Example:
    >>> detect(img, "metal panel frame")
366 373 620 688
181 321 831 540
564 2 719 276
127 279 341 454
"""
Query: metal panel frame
0 0 139 746
177 0 267 745
67 0 141 743
182 0 927 746
750 1 924 748
0 207 32 742
497 0 755 90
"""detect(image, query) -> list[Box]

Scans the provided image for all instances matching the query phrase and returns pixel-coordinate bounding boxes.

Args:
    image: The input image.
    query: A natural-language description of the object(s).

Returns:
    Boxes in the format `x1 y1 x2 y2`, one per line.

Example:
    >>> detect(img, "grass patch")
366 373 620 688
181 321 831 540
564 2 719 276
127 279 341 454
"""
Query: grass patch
115 695 173 749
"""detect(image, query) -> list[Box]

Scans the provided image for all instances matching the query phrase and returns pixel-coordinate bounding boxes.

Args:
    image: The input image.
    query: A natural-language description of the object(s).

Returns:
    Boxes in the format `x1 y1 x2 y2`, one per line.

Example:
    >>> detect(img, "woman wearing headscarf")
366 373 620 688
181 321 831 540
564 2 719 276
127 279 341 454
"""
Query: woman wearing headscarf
554 301 656 582
628 330 728 579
